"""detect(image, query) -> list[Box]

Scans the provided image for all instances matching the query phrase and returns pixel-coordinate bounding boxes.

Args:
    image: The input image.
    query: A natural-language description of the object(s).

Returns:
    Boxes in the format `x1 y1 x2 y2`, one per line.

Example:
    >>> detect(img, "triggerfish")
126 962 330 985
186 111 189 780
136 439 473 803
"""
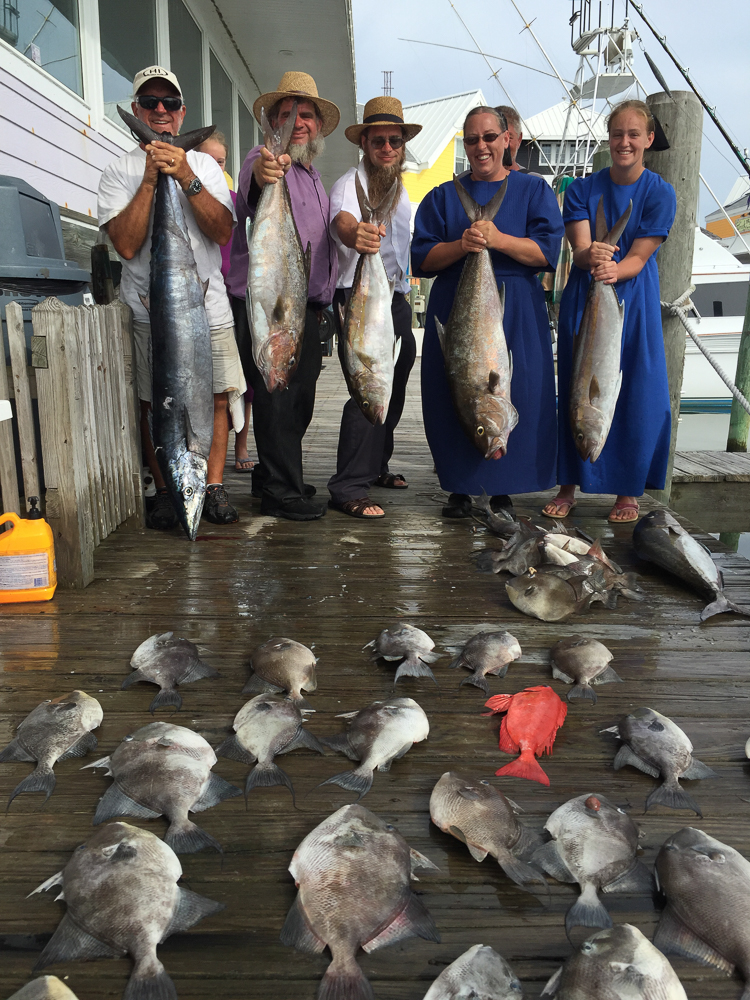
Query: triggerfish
484 685 567 786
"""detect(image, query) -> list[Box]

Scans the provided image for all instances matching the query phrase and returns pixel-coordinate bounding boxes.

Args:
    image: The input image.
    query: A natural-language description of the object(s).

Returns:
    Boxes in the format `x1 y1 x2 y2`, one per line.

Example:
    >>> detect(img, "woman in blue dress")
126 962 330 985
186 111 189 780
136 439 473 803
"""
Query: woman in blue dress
412 106 564 518
544 99 676 523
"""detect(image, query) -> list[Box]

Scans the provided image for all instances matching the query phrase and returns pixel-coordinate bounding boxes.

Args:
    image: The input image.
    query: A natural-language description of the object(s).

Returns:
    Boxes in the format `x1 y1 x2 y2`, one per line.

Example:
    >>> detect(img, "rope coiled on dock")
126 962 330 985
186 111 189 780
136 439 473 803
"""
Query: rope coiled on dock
661 286 750 416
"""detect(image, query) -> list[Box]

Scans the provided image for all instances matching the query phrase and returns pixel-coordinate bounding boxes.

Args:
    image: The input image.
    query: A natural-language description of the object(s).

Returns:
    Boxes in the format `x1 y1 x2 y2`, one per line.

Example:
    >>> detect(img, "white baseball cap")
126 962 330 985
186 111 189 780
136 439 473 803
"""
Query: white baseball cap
132 65 182 98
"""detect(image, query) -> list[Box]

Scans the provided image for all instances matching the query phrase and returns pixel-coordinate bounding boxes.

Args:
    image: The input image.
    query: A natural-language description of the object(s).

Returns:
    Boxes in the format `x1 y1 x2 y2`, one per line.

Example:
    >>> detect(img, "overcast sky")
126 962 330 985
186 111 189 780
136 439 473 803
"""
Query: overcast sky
352 0 749 225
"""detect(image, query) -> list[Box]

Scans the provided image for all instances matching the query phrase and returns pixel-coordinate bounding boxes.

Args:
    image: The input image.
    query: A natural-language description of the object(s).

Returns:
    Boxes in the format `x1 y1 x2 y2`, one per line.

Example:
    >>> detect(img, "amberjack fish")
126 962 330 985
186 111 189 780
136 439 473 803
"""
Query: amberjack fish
246 103 310 392
118 108 216 540
569 197 632 462
339 175 400 424
435 176 518 459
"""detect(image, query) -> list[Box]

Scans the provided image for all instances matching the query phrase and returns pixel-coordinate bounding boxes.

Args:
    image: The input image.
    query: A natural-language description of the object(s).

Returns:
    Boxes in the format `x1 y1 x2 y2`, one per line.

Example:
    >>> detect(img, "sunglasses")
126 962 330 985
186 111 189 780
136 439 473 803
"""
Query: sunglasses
135 95 183 112
464 131 503 146
368 134 404 149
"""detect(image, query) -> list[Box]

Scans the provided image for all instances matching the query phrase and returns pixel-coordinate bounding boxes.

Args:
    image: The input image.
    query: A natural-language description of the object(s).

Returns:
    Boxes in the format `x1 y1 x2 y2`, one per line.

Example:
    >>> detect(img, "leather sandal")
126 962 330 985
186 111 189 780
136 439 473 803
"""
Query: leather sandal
328 497 385 519
608 500 640 523
375 473 408 489
542 497 577 519
234 457 255 473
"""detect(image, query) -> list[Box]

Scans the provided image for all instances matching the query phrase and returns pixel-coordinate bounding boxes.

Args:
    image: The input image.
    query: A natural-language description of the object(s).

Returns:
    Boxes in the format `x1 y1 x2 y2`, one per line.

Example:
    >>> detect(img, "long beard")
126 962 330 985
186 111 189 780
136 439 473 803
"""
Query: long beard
289 134 325 165
363 157 404 221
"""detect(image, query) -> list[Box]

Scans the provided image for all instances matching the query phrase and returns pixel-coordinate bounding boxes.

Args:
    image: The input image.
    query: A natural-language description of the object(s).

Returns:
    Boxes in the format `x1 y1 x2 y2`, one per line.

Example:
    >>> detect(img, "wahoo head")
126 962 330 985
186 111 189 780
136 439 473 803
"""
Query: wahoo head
472 388 518 459
352 371 390 425
571 402 608 462
259 330 300 392
164 409 208 540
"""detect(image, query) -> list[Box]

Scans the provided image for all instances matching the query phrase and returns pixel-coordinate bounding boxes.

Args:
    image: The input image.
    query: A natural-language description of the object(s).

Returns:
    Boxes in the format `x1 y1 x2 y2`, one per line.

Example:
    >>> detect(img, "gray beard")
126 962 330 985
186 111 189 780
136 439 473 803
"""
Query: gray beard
363 157 404 221
289 134 325 165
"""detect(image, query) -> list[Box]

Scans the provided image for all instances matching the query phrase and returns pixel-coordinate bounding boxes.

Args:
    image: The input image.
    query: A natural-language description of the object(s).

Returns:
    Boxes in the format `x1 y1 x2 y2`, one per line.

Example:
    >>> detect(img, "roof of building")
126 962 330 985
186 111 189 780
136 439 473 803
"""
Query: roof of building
723 175 750 207
401 89 487 172
521 100 607 142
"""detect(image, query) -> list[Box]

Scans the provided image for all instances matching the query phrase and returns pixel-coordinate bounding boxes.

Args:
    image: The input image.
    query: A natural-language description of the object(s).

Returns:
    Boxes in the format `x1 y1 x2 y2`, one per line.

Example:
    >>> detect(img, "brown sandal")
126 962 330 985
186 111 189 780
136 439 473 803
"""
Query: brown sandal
328 497 385 519
375 473 408 489
608 501 639 523
542 497 577 519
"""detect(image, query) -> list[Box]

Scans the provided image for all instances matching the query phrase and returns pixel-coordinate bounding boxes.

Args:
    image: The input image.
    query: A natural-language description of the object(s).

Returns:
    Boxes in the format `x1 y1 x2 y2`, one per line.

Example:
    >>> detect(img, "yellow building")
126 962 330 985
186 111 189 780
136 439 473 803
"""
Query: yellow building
400 90 487 212
705 177 750 261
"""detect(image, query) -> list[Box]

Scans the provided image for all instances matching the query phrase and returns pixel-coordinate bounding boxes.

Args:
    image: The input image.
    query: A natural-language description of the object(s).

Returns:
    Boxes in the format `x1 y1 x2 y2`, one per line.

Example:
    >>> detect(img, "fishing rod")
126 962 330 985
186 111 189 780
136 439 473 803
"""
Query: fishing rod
630 0 750 178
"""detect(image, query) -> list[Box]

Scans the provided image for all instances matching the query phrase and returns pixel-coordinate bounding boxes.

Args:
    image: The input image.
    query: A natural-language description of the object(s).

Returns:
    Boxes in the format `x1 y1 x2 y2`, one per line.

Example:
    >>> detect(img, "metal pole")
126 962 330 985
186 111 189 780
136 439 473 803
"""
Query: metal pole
727 285 750 452
643 91 703 506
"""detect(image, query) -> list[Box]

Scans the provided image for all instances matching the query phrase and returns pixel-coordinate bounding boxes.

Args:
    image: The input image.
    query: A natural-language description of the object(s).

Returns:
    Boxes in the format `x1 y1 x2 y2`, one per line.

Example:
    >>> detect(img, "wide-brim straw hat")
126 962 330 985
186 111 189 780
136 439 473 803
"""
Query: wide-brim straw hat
253 71 340 137
345 97 422 144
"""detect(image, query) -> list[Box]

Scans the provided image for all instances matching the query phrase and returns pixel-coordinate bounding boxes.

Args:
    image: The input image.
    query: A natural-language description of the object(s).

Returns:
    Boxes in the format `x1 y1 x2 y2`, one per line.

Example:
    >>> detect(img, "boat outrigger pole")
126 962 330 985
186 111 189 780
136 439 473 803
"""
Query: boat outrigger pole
630 0 750 179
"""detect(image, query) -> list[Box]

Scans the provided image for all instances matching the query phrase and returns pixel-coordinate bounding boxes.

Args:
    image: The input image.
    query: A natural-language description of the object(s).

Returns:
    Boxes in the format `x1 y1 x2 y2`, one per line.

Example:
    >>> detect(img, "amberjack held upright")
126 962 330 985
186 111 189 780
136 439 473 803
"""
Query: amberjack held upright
246 102 310 392
569 197 632 462
118 108 216 540
339 175 400 424
435 176 518 459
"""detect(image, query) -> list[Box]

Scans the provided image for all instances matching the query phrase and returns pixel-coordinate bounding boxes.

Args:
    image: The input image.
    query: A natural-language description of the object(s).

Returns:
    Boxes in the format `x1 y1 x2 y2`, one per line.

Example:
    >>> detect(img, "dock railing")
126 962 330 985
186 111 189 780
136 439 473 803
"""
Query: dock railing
1 298 143 589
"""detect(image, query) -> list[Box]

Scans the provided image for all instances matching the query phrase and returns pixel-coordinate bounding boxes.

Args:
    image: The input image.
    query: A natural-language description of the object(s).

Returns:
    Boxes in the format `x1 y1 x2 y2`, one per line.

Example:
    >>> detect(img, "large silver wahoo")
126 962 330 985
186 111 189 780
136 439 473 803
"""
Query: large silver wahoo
246 103 310 392
118 108 215 540
435 176 518 459
569 197 632 462
339 175 400 424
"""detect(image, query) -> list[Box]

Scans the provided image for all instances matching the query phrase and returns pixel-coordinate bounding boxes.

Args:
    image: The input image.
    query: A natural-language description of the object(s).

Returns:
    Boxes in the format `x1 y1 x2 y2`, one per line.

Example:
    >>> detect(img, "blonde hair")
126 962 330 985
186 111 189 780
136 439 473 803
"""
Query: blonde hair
203 130 229 154
607 100 655 134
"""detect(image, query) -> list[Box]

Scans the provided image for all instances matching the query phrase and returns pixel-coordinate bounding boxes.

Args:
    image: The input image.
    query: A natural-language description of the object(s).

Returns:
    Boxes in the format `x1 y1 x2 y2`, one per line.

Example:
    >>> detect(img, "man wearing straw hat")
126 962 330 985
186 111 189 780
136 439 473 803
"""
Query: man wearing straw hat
227 71 339 521
326 96 421 519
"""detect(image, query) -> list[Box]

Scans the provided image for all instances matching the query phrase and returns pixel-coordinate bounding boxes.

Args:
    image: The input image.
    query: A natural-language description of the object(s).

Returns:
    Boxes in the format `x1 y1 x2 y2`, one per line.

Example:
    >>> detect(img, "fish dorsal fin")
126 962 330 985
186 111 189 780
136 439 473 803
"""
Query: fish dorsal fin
201 279 209 300
488 369 501 395
541 966 563 997
508 348 513 381
654 904 734 974
184 407 202 455
453 174 480 223
605 200 633 248
498 282 506 318
355 172 373 224
394 334 402 364
589 374 601 404
304 242 311 281
434 316 446 350
139 293 151 314
595 196 608 242
261 101 296 157
479 176 509 222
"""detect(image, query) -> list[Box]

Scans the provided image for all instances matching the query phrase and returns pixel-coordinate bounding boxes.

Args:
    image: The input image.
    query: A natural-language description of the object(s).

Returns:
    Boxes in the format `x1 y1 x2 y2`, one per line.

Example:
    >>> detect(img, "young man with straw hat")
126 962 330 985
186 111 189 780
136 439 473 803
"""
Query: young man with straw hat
227 71 339 521
326 96 421 519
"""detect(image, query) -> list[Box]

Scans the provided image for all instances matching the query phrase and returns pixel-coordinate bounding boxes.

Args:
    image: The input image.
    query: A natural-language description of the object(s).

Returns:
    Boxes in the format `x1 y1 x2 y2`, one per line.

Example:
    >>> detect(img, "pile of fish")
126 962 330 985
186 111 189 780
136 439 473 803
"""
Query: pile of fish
476 518 643 622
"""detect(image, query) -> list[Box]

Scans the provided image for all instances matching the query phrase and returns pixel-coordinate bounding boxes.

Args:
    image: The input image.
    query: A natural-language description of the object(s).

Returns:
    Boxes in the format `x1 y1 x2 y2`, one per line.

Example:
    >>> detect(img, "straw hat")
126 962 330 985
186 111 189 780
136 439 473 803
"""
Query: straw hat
345 97 422 145
253 72 340 136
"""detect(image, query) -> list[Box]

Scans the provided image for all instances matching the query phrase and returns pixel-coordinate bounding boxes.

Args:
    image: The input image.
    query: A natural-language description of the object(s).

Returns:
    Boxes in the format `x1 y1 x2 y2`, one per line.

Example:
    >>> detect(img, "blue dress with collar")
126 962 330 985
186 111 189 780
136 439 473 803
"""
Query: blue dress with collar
412 171 564 495
556 167 676 495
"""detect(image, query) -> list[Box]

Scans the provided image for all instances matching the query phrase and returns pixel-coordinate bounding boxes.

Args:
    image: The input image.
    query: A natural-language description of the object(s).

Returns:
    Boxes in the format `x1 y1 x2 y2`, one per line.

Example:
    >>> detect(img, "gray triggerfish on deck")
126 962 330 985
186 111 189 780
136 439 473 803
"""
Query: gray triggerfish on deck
435 176 518 459
568 196 632 463
118 107 216 540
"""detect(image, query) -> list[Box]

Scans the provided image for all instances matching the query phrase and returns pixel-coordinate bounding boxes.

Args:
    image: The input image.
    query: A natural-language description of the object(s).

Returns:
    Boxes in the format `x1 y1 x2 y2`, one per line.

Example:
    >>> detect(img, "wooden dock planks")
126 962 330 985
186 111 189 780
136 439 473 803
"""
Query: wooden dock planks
0 361 749 999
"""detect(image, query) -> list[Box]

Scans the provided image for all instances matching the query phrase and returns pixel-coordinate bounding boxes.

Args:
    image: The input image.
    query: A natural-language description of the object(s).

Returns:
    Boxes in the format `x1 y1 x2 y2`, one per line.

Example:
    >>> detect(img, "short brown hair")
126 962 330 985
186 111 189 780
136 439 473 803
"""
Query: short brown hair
495 105 521 133
204 130 228 154
607 100 655 134
463 106 507 134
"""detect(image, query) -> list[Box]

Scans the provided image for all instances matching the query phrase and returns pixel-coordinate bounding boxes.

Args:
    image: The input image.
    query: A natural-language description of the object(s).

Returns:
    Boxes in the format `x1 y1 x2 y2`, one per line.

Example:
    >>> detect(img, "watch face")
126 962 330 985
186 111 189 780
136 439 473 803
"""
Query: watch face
188 177 203 196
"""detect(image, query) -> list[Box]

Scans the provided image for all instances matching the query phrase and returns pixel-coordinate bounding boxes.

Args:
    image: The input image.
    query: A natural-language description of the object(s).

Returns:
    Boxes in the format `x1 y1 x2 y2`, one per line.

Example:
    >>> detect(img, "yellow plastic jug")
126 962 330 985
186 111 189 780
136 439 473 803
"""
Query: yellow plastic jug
0 511 57 603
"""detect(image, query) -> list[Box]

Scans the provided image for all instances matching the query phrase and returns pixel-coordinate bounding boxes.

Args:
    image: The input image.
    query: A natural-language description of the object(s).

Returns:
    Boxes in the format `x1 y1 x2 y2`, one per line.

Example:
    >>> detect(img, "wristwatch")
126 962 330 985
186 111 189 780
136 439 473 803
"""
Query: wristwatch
185 176 203 197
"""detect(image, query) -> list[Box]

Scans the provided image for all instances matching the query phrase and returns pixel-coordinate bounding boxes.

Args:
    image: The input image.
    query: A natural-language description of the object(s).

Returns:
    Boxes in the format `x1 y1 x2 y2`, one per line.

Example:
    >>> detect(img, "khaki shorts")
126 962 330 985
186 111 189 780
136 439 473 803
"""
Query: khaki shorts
133 320 247 429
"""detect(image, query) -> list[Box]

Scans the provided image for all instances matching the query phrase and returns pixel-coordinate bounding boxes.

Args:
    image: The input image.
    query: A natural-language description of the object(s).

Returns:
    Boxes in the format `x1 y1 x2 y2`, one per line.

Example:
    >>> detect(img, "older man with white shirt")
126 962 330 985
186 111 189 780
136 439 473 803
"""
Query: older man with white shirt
327 97 422 519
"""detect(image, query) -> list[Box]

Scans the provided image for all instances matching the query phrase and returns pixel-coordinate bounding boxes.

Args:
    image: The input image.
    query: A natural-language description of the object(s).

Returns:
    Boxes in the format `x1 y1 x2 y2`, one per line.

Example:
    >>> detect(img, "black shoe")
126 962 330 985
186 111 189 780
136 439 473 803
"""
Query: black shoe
252 480 316 500
146 489 178 530
203 484 239 524
261 497 327 521
442 493 472 518
490 494 513 513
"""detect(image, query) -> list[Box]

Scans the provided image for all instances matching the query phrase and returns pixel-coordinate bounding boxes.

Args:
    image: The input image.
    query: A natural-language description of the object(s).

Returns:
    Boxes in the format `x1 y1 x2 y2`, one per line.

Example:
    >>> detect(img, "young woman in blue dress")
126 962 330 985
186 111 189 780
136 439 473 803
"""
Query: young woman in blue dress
544 99 676 523
412 107 564 518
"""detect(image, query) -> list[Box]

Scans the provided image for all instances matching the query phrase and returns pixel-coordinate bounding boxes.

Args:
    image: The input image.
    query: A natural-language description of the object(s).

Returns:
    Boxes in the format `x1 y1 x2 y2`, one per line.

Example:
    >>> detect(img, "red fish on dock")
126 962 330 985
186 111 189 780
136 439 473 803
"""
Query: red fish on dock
484 686 567 786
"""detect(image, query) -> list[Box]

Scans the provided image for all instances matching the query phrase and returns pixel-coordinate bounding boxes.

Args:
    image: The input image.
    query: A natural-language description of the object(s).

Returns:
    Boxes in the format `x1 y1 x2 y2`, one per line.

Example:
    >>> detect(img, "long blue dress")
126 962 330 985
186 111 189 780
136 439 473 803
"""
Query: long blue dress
557 168 676 495
412 172 564 495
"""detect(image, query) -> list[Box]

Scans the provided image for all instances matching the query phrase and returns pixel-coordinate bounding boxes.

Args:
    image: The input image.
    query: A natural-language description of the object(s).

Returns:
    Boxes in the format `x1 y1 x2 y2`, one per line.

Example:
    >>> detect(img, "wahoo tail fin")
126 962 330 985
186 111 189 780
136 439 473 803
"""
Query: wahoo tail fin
701 594 750 621
594 195 633 247
117 107 214 153
495 748 549 786
452 173 508 224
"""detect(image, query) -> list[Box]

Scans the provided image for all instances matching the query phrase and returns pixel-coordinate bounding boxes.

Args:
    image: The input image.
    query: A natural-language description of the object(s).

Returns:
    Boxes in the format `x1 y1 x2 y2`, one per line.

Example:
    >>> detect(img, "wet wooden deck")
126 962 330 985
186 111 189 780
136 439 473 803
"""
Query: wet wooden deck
1 359 750 999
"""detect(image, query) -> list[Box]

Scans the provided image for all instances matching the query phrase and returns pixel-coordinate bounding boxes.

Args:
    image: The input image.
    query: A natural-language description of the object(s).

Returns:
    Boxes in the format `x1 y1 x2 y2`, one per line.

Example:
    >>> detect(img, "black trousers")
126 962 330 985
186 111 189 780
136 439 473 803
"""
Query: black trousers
231 295 322 504
328 290 416 503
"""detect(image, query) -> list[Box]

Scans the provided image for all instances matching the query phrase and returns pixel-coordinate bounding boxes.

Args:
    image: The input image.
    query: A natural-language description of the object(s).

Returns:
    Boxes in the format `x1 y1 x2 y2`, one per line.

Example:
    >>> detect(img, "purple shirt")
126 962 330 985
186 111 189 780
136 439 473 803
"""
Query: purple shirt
226 145 337 306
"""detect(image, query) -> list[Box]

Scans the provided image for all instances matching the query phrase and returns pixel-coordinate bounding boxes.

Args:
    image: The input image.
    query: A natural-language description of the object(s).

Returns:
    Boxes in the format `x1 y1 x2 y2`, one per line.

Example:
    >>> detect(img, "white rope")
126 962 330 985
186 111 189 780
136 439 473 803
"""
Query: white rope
661 286 750 416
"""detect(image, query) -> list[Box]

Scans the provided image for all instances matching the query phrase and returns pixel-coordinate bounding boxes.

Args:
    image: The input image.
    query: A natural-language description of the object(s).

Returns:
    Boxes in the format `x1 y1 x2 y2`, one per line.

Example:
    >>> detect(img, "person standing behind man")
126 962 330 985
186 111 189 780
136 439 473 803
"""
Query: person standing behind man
227 72 339 521
98 66 245 528
496 106 525 171
326 97 421 519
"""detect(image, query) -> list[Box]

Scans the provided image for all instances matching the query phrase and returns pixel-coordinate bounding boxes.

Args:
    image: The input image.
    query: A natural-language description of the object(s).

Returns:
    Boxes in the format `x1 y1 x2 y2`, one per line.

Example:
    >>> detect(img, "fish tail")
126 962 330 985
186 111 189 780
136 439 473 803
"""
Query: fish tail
245 761 295 802
148 688 183 714
394 655 437 684
568 683 597 704
459 672 490 695
319 765 374 800
701 595 750 621
164 819 223 855
116 107 213 154
318 954 374 1000
565 883 612 937
495 749 550 786
497 853 547 892
645 779 702 817
8 764 56 807
123 959 177 1000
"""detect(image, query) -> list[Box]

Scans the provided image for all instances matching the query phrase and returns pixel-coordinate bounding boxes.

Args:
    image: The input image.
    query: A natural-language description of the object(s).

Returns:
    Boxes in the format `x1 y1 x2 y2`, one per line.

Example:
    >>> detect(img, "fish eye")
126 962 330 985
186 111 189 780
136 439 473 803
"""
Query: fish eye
648 720 664 732
289 356 296 367
581 941 594 954
362 400 369 409
616 807 626 814
385 823 395 831
524 585 536 596
183 486 194 498
480 780 490 785
476 425 485 436
123 735 134 742
709 851 725 863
